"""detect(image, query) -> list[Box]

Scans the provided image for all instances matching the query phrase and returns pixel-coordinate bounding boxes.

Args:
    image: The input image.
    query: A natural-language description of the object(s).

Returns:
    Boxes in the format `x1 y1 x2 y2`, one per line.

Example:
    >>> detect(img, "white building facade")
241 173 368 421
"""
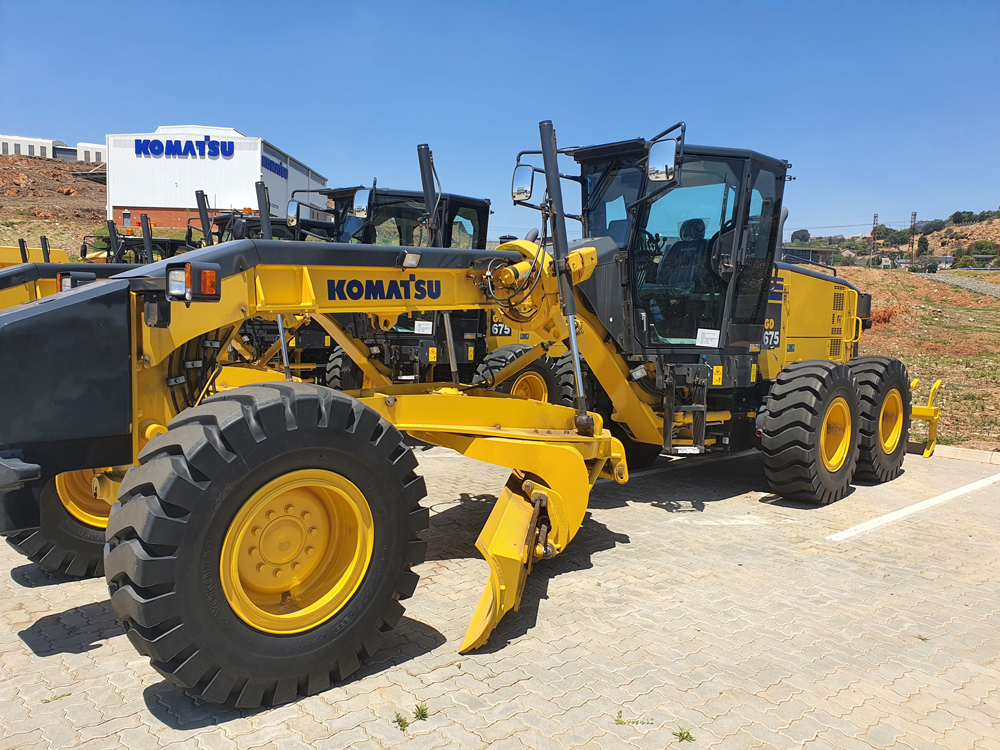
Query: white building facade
0 135 104 161
105 125 326 227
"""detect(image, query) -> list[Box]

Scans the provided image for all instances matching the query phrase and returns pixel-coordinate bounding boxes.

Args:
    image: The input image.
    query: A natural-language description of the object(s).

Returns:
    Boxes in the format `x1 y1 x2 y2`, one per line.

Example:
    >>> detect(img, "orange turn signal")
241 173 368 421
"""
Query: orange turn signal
200 269 217 295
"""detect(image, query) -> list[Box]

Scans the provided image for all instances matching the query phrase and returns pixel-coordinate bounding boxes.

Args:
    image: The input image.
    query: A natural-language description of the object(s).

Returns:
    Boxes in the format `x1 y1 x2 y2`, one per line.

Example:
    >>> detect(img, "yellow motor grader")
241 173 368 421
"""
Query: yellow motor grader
0 121 936 707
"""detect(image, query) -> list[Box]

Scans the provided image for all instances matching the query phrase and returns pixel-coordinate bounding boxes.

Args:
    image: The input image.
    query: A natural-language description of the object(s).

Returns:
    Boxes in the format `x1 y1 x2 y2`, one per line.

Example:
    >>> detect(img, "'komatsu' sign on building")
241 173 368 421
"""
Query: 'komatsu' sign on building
106 125 325 228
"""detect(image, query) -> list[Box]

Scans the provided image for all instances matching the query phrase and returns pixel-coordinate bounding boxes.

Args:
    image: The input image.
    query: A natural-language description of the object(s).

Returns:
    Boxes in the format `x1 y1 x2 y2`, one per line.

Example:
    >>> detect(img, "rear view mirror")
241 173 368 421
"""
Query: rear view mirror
648 139 678 182
80 242 88 258
232 217 247 240
512 165 534 202
353 189 370 219
286 200 299 226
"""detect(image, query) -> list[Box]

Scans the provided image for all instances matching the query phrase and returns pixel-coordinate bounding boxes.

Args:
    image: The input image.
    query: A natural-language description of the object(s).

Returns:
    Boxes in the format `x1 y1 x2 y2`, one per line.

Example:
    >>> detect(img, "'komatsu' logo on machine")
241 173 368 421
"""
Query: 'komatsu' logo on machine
327 275 442 301
134 136 235 158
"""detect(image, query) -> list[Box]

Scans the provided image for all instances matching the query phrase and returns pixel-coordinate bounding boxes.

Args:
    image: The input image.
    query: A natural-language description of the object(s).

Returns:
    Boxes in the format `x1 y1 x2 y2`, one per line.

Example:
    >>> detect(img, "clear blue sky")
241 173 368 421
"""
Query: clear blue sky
2 0 998 239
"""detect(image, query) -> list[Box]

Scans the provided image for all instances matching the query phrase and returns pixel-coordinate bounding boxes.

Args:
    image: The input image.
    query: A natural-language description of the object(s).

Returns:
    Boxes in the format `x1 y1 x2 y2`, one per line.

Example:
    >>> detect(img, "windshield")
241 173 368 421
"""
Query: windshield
634 156 744 346
581 162 643 248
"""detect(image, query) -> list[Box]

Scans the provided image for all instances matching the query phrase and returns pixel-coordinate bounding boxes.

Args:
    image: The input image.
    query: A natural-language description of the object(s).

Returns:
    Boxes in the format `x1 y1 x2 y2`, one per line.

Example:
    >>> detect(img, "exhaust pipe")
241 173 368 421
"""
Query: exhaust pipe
255 181 273 240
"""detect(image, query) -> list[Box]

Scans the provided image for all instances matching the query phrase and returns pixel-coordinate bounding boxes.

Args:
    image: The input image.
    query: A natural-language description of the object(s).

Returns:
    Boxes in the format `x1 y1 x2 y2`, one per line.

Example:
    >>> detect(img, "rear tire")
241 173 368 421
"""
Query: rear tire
476 344 559 403
849 356 910 483
105 382 428 707
4 474 108 578
324 347 362 390
760 360 860 505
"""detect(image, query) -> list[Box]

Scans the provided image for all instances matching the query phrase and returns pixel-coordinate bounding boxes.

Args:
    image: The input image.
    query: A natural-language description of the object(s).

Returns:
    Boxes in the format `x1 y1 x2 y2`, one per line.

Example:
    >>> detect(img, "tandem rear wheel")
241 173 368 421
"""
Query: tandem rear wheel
760 360 861 505
104 382 428 707
849 356 910 483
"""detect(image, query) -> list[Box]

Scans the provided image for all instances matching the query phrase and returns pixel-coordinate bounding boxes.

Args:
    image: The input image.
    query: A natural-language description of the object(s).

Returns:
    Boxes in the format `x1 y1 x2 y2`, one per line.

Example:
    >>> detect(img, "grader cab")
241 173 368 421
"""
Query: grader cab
0 120 938 708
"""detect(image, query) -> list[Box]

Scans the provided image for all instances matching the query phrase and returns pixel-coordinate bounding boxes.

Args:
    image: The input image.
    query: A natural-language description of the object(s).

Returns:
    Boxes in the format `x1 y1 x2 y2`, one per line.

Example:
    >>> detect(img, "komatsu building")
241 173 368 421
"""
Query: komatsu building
105 125 326 228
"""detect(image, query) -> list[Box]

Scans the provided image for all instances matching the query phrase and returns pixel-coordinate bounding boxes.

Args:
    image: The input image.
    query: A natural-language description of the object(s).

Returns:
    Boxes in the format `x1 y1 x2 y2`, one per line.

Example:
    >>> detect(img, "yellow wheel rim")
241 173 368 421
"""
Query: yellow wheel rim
820 397 852 473
220 469 374 634
56 469 112 529
879 388 903 454
510 371 548 402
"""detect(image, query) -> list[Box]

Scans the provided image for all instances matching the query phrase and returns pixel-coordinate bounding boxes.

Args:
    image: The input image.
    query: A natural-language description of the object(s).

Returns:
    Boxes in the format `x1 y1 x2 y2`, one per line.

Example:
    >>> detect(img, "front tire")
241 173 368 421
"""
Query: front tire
850 356 910 483
105 382 428 707
760 360 860 504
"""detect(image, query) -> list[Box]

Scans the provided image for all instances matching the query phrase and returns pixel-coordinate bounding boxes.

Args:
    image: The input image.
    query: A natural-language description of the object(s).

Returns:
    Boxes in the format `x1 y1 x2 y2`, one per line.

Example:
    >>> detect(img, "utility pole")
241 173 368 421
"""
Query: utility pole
869 213 878 268
909 211 917 267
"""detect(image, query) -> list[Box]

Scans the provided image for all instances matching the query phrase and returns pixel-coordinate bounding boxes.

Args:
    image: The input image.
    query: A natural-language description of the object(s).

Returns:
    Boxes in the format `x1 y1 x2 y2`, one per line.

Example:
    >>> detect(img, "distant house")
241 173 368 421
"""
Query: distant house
880 258 894 269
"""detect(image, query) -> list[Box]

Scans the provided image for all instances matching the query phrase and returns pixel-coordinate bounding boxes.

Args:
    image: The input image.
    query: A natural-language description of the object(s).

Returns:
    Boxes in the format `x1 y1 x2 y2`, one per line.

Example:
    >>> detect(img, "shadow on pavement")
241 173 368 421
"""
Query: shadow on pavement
589 452 771 512
422 492 498 561
759 483 857 509
141 616 445 729
9 563 86 588
19 600 123 655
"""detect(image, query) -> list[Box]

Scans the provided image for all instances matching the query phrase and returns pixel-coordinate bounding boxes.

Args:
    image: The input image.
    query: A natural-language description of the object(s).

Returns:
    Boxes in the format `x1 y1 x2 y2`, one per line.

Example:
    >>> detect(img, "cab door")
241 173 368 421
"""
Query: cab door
725 159 785 349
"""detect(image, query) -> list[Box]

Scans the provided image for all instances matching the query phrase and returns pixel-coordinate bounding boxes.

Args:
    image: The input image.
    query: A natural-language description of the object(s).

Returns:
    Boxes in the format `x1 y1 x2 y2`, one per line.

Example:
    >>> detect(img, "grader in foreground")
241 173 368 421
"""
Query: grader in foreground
0 121 932 707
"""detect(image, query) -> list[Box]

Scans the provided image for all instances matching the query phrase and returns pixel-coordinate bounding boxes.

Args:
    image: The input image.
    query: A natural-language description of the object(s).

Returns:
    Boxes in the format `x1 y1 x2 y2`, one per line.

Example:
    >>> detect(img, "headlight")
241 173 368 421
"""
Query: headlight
59 275 72 292
167 268 187 297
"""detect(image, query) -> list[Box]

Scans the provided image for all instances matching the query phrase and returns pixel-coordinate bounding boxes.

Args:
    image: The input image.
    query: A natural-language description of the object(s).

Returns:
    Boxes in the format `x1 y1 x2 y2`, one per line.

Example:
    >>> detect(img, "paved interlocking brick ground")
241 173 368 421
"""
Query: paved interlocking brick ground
1 449 999 749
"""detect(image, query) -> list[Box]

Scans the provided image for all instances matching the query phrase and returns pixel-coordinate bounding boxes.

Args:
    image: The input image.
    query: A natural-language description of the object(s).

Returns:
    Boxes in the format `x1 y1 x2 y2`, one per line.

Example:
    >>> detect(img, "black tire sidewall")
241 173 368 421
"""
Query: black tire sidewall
172 427 410 677
40 478 107 557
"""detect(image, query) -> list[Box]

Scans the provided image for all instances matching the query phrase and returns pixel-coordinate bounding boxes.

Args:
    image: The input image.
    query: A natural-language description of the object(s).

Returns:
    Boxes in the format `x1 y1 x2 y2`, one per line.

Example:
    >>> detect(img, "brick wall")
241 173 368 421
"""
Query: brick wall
112 206 204 230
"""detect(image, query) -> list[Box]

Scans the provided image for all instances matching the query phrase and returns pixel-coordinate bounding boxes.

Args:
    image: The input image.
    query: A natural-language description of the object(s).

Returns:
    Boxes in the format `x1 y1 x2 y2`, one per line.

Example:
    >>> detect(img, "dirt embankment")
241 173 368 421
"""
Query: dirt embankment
0 155 107 252
839 267 1000 451
924 218 1000 254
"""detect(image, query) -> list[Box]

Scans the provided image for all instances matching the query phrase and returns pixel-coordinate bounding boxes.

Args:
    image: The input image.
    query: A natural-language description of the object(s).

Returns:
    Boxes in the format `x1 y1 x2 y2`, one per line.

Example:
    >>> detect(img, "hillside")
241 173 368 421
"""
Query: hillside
924 217 1000 256
0 154 107 253
839 267 999 451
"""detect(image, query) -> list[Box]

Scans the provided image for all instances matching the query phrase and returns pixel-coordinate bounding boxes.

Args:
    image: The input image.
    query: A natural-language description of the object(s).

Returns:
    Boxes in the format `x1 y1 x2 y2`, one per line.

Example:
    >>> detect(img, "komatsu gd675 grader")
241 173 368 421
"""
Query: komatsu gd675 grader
0 121 930 708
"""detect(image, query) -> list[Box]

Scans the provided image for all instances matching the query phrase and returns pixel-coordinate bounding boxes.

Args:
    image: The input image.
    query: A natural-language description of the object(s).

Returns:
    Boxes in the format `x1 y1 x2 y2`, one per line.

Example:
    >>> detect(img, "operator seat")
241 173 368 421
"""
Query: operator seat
607 219 630 249
656 218 707 286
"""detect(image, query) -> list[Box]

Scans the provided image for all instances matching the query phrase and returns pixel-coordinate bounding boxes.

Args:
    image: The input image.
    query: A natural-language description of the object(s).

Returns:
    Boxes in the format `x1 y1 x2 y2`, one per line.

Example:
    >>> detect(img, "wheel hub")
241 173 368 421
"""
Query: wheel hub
820 397 851 473
222 469 373 633
511 371 548 402
56 469 114 529
879 388 903 454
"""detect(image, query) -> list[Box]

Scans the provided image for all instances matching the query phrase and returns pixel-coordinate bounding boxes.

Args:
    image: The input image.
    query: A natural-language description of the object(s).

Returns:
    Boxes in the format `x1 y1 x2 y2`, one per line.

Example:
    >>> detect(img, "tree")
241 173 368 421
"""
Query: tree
970 239 997 255
790 229 810 243
920 219 946 234
917 235 930 256
952 255 976 268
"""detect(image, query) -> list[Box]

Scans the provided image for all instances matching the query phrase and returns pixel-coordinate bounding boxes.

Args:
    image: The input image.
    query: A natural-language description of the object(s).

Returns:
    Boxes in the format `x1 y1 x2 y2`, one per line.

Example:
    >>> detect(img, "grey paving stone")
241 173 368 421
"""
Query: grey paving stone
2 453 1000 750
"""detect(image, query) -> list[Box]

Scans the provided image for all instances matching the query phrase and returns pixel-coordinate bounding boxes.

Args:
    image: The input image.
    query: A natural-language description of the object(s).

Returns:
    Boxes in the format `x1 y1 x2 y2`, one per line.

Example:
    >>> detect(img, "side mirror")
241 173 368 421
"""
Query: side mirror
512 165 534 202
286 200 299 226
353 189 370 219
647 139 678 182
232 217 247 240
80 242 88 258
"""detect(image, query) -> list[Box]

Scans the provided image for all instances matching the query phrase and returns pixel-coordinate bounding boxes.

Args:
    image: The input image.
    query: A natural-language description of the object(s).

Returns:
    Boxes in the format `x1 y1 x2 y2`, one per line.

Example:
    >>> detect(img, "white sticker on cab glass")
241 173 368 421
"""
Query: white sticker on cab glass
414 320 434 335
696 328 721 347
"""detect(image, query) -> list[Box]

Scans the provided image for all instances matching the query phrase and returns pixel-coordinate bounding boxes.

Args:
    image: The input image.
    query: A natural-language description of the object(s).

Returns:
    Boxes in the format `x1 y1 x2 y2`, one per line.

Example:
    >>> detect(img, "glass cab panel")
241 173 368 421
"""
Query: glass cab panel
633 156 745 346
